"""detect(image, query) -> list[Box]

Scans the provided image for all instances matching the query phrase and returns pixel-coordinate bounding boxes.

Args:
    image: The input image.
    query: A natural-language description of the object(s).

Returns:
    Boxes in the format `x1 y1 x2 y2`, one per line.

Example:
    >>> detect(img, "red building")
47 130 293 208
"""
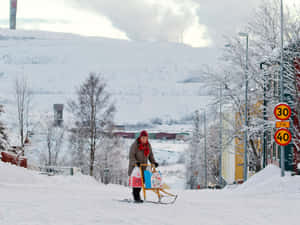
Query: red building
1 151 27 168
114 132 135 139
155 133 177 140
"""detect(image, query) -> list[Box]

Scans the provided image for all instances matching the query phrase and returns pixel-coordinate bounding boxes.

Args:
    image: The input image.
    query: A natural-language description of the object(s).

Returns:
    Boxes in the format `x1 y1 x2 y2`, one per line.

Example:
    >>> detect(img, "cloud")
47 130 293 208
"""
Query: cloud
67 0 263 46
193 0 261 46
69 0 200 43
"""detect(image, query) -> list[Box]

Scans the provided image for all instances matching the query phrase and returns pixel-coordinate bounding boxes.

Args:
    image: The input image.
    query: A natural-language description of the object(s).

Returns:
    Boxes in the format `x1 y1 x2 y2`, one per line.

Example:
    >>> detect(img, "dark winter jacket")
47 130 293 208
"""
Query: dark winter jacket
128 139 156 176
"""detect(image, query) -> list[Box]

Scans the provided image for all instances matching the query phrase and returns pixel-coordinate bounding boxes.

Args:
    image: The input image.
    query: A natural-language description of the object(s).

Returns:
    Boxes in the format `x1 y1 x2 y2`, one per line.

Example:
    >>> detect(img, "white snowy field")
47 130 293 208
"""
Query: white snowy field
1 162 300 225
0 28 217 127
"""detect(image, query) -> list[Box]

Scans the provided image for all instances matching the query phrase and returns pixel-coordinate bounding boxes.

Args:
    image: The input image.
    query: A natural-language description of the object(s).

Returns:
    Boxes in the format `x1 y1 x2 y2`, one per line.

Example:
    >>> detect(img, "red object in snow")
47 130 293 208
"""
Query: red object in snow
1 151 27 168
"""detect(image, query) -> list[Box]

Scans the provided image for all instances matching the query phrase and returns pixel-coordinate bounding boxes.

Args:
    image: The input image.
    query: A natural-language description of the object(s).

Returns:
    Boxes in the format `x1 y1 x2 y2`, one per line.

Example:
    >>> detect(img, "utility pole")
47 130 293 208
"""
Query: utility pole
280 0 285 177
239 32 249 182
219 82 223 186
260 62 268 168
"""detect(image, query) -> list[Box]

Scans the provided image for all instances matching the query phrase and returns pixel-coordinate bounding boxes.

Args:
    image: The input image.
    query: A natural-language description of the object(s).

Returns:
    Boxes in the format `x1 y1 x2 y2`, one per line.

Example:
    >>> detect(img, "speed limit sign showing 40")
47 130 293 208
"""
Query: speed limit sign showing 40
274 128 292 146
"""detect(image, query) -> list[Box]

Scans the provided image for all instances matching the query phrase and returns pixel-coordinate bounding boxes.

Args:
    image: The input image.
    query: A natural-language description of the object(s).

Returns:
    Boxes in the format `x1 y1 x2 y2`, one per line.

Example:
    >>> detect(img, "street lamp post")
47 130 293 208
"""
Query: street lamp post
199 108 208 188
239 32 249 182
203 110 208 188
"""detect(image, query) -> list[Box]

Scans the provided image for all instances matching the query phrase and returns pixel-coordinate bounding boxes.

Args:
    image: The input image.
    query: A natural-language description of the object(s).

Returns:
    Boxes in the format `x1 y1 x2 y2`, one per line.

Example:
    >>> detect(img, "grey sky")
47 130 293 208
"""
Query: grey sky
1 0 298 47
194 0 261 46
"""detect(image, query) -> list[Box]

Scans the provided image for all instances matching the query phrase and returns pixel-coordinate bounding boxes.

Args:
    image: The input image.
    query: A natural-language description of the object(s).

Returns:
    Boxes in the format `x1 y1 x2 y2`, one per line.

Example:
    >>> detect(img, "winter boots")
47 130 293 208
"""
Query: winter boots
132 188 143 203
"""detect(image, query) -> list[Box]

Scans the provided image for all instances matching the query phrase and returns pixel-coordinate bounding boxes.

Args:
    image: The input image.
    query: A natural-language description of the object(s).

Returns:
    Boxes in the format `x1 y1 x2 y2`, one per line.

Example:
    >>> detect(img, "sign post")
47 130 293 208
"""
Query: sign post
274 103 292 176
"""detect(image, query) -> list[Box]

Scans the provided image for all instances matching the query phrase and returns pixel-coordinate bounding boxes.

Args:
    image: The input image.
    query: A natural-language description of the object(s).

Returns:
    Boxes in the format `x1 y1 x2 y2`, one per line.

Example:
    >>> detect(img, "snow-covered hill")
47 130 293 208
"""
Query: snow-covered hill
0 28 217 129
1 162 300 225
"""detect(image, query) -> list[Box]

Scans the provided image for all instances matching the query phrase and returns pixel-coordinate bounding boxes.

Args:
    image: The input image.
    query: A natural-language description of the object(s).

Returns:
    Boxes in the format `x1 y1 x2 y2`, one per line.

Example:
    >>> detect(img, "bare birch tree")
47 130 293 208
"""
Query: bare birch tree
14 76 32 152
68 73 116 176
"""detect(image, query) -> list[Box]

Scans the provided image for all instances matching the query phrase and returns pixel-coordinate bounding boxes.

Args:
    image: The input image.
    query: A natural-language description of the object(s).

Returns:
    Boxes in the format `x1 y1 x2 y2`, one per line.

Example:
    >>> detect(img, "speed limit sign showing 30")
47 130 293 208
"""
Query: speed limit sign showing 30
274 128 292 146
274 103 291 121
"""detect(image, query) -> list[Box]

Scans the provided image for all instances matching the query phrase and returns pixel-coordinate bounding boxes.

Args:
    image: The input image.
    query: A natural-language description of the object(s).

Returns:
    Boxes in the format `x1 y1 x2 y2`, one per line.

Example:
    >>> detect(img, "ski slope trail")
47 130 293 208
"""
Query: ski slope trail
1 163 300 225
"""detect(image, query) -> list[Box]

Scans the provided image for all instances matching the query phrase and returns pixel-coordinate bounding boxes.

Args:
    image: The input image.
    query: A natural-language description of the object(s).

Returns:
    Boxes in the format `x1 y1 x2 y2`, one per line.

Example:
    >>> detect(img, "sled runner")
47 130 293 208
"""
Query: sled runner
138 163 177 204
115 198 176 205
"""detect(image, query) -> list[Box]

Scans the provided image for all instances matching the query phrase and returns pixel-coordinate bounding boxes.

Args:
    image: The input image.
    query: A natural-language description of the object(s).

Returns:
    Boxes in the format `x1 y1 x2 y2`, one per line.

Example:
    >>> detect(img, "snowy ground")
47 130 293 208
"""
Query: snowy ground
1 28 299 225
1 162 300 225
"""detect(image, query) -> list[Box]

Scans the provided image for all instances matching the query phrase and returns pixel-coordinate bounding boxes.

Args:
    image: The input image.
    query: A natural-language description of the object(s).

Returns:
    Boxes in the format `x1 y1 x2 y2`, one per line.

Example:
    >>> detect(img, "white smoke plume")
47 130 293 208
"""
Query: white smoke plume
70 0 197 43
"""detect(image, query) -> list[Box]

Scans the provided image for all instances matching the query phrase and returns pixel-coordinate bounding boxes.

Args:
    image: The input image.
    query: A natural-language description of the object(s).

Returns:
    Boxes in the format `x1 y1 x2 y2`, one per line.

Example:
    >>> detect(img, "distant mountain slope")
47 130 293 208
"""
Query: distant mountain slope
0 28 217 126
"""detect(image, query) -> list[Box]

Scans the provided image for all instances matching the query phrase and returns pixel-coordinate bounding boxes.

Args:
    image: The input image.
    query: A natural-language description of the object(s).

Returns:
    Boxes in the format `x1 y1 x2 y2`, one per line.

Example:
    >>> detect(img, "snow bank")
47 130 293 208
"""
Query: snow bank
0 161 41 185
235 165 300 194
0 161 98 186
1 161 300 225
46 173 99 186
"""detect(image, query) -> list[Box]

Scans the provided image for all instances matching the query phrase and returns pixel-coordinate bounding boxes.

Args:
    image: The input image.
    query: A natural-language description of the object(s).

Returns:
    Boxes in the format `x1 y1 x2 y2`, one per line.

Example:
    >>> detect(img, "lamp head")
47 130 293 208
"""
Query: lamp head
238 32 248 37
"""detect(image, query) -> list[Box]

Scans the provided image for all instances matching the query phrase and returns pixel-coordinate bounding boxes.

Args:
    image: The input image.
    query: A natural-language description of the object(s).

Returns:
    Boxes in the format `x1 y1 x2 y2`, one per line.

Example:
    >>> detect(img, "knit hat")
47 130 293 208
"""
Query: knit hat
140 130 148 137
138 130 150 157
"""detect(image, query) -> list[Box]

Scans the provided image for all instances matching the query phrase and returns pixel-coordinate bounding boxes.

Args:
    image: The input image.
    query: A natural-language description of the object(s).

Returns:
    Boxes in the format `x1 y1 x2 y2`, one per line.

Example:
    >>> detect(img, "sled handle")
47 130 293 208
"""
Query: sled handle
135 163 157 172
140 163 154 167
135 163 155 167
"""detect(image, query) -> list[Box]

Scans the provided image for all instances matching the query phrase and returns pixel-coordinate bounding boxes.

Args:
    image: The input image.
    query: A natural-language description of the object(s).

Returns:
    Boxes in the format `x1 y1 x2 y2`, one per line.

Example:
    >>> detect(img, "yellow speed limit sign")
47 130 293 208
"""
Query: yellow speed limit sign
274 128 292 146
274 103 291 121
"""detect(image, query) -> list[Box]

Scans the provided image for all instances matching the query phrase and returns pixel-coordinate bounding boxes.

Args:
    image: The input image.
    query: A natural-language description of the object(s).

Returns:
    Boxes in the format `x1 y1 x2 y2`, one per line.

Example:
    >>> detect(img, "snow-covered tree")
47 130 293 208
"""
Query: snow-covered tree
45 121 65 166
68 126 89 174
206 123 221 185
185 110 204 189
94 134 128 185
198 0 300 173
0 105 9 151
37 115 66 166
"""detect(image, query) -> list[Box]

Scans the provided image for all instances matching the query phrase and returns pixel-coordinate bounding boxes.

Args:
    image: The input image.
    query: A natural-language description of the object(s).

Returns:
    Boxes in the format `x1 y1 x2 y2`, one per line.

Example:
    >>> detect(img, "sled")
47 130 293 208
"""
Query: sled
138 163 178 204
